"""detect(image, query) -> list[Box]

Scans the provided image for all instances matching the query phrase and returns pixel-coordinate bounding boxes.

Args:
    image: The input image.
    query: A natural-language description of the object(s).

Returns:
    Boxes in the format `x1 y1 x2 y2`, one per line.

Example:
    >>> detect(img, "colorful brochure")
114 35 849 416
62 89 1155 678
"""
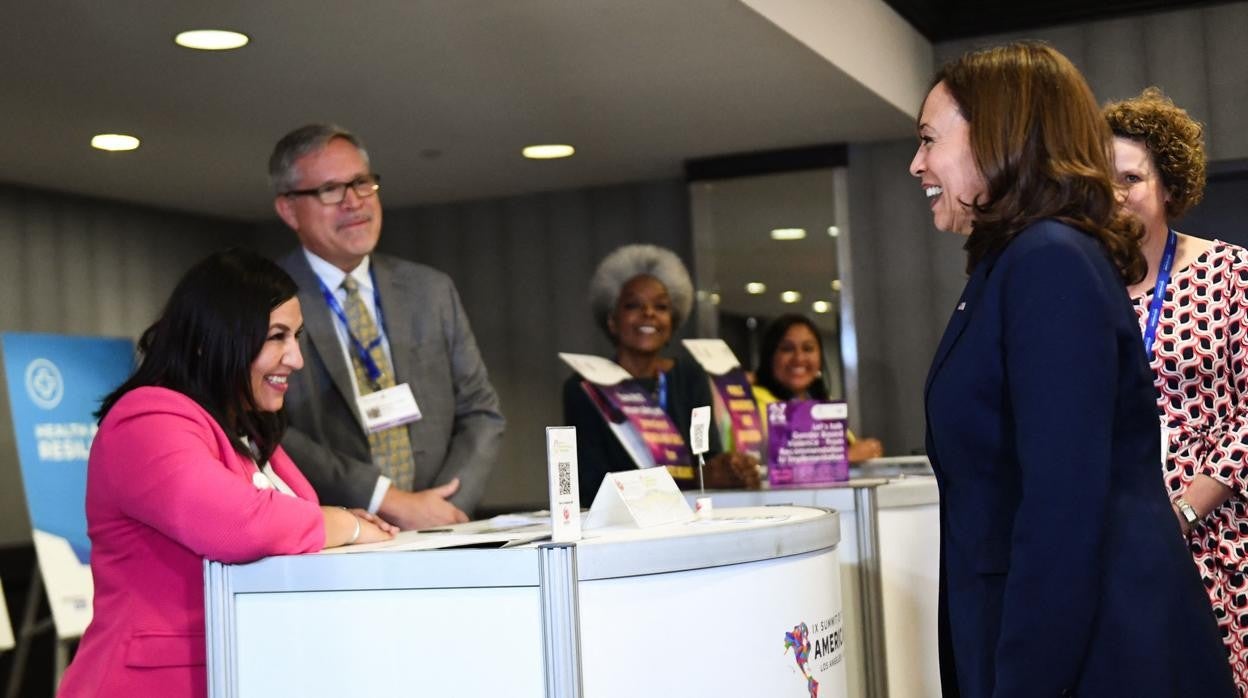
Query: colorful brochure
767 400 850 487
682 339 764 460
558 353 694 483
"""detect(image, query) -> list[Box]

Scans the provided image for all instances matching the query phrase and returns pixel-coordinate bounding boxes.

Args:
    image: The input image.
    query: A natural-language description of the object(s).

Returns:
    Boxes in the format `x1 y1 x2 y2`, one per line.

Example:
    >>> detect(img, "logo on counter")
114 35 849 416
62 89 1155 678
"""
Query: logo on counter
782 612 844 697
25 358 64 410
784 623 819 697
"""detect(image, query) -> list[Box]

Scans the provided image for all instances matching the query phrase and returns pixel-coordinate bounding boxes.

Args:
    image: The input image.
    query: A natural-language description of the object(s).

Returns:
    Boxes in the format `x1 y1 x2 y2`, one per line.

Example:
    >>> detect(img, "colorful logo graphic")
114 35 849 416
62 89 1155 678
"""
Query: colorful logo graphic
784 622 819 698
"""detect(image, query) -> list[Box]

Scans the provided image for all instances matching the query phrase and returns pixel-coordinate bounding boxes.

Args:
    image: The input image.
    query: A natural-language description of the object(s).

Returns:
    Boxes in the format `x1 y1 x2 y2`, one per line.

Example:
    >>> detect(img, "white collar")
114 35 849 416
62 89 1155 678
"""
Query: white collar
302 248 374 295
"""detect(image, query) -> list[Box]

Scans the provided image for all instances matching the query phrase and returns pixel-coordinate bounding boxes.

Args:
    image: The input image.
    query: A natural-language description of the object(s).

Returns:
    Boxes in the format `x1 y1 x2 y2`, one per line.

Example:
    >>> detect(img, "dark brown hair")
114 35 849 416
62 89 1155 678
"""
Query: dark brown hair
931 42 1145 283
1103 87 1206 220
754 314 830 401
99 249 298 465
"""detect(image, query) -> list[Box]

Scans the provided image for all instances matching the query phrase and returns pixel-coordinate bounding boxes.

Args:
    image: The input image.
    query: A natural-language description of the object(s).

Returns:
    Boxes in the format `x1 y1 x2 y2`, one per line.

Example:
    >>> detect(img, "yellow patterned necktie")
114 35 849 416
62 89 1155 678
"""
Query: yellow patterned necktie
341 275 416 491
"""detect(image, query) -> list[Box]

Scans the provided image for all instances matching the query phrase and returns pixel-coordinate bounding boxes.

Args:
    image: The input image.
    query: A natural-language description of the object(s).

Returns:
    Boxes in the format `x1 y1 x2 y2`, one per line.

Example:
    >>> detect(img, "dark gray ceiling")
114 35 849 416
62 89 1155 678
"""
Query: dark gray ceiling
880 0 1235 41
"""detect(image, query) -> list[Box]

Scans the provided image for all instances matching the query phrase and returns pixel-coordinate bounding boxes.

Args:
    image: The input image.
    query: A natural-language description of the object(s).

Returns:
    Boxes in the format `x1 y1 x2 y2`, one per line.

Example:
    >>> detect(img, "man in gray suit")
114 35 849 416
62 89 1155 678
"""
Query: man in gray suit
269 124 504 529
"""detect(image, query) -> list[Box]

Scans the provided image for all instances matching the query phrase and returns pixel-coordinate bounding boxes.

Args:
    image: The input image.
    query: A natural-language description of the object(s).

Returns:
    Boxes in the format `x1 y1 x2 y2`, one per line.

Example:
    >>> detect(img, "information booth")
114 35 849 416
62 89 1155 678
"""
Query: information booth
205 505 847 698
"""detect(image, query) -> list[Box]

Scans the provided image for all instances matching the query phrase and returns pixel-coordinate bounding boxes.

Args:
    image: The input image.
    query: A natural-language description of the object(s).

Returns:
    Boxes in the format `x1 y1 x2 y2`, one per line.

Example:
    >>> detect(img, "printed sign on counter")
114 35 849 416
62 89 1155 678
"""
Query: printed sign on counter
584 468 694 529
767 400 850 488
546 426 582 542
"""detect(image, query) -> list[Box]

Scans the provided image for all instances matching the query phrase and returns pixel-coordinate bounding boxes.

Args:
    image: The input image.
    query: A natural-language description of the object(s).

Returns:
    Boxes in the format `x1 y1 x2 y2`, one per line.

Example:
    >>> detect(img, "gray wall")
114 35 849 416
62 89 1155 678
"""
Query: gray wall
366 180 694 510
845 2 1248 457
939 4 1248 162
0 183 253 546
846 142 964 455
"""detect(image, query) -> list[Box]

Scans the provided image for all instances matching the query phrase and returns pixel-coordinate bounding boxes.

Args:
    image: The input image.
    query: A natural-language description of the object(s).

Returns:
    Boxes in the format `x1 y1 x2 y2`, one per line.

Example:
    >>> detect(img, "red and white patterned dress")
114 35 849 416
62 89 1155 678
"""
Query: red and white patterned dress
1133 241 1248 695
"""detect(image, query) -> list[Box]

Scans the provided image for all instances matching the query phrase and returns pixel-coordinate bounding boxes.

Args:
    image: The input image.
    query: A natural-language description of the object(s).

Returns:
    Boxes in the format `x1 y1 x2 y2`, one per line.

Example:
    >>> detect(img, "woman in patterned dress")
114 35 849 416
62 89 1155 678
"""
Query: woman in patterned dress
1107 88 1248 694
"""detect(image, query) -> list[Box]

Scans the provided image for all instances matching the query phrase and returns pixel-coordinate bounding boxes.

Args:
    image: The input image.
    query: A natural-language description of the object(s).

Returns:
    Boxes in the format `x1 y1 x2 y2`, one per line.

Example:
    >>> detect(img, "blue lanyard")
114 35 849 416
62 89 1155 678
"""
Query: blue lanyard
1143 229 1178 358
657 371 668 412
316 272 389 389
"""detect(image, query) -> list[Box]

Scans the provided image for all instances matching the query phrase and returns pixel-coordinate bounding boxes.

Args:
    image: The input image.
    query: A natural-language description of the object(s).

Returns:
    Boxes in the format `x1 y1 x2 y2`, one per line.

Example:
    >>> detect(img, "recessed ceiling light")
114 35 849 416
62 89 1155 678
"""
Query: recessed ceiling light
91 134 140 152
812 300 832 314
522 144 575 159
830 280 842 292
827 226 840 237
745 282 767 295
780 291 801 304
174 30 250 51
770 228 806 241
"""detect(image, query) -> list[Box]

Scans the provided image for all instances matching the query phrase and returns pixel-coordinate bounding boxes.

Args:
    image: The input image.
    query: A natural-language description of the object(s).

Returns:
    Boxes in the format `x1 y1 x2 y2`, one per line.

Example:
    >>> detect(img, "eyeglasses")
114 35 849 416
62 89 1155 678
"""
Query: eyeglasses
283 174 381 205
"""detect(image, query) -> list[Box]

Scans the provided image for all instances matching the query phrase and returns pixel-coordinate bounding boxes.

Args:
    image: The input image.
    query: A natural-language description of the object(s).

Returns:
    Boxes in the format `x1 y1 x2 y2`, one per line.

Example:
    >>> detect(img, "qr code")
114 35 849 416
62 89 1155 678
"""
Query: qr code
558 461 571 496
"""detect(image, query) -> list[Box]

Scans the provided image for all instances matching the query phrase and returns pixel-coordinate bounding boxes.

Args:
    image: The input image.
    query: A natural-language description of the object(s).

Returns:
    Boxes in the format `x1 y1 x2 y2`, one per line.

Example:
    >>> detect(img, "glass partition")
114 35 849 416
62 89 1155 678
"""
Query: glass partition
689 166 860 426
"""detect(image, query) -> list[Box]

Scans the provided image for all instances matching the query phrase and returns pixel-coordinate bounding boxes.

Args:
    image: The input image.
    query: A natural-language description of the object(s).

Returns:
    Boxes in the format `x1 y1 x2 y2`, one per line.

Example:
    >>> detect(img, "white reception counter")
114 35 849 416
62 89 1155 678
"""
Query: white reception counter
204 505 847 698
688 464 941 698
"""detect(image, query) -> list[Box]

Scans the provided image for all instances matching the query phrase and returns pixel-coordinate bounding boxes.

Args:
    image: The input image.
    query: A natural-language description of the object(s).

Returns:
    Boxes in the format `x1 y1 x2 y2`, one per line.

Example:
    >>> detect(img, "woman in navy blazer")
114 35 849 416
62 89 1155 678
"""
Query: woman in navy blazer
912 42 1234 697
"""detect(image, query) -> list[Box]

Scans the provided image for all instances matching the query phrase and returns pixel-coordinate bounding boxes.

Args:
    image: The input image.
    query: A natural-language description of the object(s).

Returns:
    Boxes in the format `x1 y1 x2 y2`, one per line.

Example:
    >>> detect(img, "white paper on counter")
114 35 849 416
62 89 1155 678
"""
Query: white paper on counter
320 523 551 554
584 468 694 530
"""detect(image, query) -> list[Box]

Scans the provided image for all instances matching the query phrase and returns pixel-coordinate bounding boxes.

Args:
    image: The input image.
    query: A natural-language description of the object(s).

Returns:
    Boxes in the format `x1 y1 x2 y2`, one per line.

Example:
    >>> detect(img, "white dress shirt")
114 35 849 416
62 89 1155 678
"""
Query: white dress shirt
302 248 396 513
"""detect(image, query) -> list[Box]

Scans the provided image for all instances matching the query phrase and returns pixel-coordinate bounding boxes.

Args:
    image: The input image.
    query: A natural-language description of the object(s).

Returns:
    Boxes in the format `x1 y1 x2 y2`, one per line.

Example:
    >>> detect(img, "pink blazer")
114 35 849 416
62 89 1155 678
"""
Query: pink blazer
58 386 326 698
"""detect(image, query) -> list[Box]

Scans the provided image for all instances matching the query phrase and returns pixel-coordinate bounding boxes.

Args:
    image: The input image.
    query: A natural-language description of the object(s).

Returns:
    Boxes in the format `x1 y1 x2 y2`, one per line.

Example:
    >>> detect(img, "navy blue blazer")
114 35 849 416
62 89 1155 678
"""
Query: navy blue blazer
925 220 1234 697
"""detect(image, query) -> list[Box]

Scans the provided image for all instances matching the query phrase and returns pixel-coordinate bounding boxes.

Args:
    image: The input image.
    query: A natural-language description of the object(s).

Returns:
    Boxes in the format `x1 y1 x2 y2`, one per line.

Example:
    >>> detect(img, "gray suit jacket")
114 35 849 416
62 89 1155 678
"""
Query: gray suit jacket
278 248 504 514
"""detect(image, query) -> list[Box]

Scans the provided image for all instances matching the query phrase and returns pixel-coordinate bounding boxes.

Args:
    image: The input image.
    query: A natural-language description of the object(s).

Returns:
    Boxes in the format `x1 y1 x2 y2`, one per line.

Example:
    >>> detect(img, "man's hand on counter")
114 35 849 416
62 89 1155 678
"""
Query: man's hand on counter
379 479 470 530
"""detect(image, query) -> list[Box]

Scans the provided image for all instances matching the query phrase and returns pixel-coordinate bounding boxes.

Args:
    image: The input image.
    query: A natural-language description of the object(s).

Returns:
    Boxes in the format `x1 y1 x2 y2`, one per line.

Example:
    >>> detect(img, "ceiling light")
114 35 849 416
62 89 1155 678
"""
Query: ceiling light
174 30 249 51
812 300 832 314
745 282 767 295
710 292 721 305
91 134 140 152
522 144 575 159
830 280 842 292
780 291 801 304
770 228 806 241
827 226 840 237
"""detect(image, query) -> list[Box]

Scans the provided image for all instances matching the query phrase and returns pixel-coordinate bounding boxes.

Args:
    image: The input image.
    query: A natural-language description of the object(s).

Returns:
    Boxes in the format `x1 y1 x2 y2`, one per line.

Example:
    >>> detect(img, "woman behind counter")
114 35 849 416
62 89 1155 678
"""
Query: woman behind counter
1106 88 1248 694
752 313 884 463
58 250 395 698
562 244 759 502
913 43 1233 696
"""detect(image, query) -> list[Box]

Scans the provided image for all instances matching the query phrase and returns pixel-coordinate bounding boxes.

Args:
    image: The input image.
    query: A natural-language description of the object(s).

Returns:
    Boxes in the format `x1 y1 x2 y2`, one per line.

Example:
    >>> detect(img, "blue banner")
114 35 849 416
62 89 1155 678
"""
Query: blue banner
1 333 134 564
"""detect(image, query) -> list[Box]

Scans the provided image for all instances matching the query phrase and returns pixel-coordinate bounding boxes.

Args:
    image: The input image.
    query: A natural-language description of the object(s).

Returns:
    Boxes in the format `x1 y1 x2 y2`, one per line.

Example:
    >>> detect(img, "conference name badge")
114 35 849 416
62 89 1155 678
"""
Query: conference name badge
358 383 422 433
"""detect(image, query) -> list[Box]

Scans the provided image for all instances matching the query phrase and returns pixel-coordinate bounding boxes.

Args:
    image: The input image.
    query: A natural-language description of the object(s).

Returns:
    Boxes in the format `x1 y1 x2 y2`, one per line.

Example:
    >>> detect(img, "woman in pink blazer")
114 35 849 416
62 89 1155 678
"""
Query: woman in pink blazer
58 249 395 698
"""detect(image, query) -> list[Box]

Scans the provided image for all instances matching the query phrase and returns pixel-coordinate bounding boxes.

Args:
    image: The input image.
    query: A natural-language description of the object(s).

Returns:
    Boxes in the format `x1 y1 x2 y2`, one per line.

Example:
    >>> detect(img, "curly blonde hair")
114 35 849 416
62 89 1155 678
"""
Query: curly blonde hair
1103 87 1206 219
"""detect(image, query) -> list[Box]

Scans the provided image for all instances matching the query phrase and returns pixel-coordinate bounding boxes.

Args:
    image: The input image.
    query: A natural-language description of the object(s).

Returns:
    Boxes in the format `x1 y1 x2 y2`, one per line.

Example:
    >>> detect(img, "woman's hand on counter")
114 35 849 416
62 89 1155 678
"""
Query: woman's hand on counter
848 437 885 463
322 506 399 548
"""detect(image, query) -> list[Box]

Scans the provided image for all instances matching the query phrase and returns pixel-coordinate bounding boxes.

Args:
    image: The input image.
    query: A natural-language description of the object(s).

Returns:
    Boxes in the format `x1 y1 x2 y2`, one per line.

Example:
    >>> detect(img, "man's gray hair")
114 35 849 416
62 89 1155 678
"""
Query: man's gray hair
268 124 370 194
589 244 695 340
